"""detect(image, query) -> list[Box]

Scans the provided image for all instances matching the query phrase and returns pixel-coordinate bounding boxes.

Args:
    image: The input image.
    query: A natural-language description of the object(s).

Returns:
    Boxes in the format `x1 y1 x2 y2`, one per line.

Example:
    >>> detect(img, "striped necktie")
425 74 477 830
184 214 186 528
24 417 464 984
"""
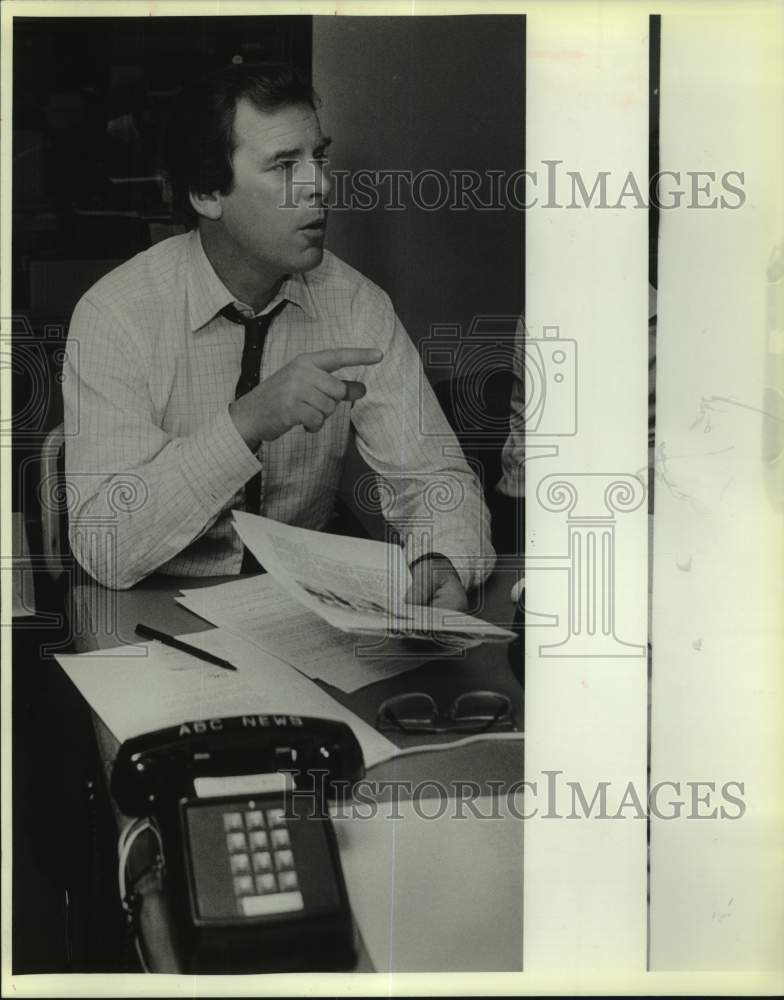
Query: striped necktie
221 301 283 571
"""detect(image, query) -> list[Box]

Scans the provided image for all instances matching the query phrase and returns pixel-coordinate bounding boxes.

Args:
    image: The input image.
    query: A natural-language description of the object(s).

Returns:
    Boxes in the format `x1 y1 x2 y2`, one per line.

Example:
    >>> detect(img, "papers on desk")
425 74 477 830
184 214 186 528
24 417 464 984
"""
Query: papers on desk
177 575 465 694
55 627 398 768
232 512 515 644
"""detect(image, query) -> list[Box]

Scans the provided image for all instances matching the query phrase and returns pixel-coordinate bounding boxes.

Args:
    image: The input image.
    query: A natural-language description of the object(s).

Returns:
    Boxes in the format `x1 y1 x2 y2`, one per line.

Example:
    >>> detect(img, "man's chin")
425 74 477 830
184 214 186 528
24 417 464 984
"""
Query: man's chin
290 244 325 273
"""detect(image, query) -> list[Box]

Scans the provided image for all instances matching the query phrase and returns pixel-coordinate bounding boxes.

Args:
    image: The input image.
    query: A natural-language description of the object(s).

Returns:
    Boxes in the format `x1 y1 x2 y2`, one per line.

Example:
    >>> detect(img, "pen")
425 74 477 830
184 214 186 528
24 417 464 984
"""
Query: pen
135 623 238 672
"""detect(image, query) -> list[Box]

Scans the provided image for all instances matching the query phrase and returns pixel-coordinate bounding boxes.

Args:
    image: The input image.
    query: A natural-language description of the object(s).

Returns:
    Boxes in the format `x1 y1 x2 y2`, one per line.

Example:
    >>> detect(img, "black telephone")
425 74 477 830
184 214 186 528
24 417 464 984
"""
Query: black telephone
111 715 363 973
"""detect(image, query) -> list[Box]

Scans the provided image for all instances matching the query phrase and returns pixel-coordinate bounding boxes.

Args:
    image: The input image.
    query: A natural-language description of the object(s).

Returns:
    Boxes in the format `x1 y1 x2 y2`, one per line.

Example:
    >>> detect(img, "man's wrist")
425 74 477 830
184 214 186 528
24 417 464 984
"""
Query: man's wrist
228 397 265 451
408 552 454 572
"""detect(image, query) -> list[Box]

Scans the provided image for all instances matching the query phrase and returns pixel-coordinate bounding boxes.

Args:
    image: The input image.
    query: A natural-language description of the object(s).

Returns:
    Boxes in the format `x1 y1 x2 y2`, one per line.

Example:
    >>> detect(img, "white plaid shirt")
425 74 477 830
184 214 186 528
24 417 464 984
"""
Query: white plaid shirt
63 231 494 590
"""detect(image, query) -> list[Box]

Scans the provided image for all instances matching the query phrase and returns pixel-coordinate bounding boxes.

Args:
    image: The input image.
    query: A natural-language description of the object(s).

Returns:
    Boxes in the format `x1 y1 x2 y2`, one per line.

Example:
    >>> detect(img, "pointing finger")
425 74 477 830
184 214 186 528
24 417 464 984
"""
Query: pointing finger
307 348 384 373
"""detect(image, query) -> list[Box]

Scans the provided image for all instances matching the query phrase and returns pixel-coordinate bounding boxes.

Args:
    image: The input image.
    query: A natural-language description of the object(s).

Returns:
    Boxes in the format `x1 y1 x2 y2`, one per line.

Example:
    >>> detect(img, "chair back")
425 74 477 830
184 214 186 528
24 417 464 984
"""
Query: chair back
38 422 69 581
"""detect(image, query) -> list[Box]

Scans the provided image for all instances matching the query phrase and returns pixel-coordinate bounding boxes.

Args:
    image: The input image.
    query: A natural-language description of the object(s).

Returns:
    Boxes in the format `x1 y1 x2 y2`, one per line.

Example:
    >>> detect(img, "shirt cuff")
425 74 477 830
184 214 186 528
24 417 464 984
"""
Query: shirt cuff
177 406 262 513
403 536 492 593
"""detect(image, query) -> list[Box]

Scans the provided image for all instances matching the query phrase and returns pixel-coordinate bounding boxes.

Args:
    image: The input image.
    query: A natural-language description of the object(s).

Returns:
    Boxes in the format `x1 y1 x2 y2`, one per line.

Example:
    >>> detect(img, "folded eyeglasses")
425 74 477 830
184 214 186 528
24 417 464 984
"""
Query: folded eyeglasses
376 690 514 735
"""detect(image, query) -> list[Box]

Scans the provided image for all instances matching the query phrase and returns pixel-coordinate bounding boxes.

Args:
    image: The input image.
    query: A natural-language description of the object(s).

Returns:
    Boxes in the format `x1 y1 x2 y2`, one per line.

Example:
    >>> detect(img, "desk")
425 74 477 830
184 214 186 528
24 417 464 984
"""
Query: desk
69 559 524 972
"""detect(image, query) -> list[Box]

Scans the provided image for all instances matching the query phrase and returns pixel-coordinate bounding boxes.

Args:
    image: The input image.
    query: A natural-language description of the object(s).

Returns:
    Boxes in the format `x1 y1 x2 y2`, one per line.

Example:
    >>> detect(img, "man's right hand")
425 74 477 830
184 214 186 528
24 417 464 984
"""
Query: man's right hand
229 347 383 449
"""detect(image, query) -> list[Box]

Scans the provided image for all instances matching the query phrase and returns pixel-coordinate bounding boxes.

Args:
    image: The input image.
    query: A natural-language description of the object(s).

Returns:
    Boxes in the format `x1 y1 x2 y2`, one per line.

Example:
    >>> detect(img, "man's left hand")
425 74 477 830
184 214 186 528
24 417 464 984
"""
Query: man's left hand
405 554 469 611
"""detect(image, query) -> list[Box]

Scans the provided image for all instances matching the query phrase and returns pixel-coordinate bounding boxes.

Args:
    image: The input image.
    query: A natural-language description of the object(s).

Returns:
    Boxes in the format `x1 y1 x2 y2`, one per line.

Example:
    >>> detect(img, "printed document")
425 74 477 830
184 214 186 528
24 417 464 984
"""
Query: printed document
232 511 515 643
176 574 439 693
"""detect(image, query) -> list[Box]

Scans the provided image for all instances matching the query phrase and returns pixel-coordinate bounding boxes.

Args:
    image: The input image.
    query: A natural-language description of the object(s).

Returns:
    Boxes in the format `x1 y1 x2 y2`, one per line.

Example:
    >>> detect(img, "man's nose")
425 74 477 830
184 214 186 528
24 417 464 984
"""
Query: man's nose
293 159 332 205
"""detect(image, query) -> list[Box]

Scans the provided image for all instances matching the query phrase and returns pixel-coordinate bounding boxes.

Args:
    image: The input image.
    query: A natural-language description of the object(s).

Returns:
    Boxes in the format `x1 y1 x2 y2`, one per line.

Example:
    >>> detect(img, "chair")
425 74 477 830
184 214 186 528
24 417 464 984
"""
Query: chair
38 422 69 583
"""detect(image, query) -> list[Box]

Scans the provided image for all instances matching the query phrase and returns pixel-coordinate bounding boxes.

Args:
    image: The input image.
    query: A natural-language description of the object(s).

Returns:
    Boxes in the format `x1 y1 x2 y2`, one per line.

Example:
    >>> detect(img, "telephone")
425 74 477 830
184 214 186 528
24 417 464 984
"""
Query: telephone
111 714 363 973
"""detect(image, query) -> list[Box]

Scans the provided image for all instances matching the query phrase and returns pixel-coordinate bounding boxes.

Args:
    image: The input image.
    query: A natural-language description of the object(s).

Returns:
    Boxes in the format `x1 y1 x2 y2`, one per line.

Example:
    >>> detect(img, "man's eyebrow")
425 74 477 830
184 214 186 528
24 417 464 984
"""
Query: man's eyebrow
267 136 333 162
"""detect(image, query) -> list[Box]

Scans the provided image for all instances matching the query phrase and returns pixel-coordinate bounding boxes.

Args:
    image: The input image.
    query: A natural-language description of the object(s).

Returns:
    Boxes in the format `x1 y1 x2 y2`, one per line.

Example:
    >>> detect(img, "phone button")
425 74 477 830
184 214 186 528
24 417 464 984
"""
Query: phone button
223 812 244 831
274 849 294 871
270 828 290 849
255 873 278 894
278 870 299 892
226 832 247 853
248 830 269 851
252 851 273 873
240 891 304 917
265 808 286 828
230 853 250 875
233 875 254 897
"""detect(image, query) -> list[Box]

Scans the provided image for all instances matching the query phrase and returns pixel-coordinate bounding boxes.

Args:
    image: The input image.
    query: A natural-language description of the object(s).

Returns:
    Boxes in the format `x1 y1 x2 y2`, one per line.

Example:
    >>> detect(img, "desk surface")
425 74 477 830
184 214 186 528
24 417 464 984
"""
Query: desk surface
69 562 525 973
72 562 525 785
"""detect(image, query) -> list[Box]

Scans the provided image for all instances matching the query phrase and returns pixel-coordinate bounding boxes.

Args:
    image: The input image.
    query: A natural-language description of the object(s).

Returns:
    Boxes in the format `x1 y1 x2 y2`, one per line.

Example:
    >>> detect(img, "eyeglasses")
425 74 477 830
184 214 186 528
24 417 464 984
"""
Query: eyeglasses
376 691 514 735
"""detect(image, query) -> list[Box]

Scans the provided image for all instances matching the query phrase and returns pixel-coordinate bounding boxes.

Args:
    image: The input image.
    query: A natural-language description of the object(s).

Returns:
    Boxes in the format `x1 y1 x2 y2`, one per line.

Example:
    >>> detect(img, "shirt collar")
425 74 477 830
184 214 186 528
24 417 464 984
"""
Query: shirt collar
186 229 318 331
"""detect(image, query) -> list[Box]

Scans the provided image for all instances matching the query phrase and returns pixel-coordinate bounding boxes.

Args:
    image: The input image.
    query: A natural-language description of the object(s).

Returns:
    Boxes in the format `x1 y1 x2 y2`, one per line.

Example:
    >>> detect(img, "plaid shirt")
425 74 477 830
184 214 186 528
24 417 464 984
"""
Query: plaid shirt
63 231 493 590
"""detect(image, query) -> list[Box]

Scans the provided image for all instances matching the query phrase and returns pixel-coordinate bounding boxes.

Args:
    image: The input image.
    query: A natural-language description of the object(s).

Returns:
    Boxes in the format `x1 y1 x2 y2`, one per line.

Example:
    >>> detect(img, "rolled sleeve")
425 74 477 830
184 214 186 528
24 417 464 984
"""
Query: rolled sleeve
178 406 261 514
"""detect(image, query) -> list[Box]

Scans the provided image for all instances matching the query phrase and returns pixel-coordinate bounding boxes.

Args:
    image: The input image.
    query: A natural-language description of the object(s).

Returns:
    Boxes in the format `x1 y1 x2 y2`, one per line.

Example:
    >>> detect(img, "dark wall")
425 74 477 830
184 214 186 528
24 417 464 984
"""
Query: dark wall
312 15 525 359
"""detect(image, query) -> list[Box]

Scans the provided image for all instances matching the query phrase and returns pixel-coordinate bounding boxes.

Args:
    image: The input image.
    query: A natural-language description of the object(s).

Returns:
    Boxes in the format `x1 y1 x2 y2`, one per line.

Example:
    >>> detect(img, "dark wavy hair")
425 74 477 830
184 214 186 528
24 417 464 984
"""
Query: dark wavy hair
162 63 315 228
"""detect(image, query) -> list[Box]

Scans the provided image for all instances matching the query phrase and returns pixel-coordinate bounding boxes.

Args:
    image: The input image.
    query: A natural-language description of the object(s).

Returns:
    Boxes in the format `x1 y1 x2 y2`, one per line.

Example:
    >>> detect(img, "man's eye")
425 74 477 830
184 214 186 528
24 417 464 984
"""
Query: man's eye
275 159 297 172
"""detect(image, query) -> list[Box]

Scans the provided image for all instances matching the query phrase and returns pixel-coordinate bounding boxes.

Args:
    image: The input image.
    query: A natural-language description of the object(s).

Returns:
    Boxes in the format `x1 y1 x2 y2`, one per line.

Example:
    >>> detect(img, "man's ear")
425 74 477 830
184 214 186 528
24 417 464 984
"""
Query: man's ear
189 189 223 221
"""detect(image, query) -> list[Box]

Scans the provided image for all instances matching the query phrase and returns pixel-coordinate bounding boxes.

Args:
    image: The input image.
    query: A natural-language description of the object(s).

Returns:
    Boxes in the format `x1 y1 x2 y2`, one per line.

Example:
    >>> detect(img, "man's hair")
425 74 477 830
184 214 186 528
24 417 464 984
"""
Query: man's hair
162 63 316 228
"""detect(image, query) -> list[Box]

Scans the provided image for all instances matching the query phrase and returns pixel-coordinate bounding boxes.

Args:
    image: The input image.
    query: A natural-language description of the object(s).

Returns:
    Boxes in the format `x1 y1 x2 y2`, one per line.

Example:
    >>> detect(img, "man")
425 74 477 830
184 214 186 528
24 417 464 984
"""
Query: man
63 64 493 607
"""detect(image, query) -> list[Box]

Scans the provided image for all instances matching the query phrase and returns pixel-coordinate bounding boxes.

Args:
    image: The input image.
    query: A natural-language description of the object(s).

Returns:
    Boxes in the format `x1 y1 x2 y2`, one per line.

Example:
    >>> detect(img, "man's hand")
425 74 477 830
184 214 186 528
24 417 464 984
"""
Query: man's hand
229 347 383 449
405 554 469 611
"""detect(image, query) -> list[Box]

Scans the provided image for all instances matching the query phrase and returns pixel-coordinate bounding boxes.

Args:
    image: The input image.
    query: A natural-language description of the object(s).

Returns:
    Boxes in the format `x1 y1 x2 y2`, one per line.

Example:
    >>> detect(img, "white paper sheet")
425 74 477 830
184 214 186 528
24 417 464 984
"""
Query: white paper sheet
55 627 398 768
232 511 515 642
176 574 435 693
332 793 524 971
232 510 410 619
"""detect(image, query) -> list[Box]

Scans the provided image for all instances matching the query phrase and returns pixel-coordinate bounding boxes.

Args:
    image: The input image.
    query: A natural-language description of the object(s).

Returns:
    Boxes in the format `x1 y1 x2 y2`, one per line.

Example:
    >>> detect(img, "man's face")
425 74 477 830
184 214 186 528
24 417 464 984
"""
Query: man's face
214 98 332 279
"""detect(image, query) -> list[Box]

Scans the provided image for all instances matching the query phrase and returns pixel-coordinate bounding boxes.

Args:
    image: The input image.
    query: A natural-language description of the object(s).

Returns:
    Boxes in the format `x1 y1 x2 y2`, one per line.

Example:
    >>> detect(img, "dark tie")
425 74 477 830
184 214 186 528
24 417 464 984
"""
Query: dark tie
221 302 282 571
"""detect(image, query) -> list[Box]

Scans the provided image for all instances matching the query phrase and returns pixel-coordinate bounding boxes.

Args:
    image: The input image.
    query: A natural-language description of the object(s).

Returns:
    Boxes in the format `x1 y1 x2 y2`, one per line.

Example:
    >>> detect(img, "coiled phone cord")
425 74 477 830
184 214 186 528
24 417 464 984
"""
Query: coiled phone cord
117 816 164 972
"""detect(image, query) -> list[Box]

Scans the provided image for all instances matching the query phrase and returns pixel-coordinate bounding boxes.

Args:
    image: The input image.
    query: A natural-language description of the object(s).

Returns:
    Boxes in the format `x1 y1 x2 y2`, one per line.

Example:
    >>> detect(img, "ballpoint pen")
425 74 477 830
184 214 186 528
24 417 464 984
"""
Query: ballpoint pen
135 623 238 672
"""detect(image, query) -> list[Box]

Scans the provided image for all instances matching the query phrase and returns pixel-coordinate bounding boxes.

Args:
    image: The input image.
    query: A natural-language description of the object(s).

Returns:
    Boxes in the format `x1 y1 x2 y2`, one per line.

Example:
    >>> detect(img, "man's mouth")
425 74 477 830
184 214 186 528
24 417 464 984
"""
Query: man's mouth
299 216 327 232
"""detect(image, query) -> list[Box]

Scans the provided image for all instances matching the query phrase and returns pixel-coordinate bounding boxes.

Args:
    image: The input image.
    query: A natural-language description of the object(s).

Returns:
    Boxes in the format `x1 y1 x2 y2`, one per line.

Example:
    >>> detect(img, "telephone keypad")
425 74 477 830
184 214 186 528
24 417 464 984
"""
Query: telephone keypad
220 803 304 914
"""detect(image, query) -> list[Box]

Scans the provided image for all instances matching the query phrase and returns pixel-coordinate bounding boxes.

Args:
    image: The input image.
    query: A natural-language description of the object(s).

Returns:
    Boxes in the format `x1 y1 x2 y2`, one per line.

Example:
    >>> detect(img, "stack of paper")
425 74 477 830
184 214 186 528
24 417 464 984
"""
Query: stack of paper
177 575 457 694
